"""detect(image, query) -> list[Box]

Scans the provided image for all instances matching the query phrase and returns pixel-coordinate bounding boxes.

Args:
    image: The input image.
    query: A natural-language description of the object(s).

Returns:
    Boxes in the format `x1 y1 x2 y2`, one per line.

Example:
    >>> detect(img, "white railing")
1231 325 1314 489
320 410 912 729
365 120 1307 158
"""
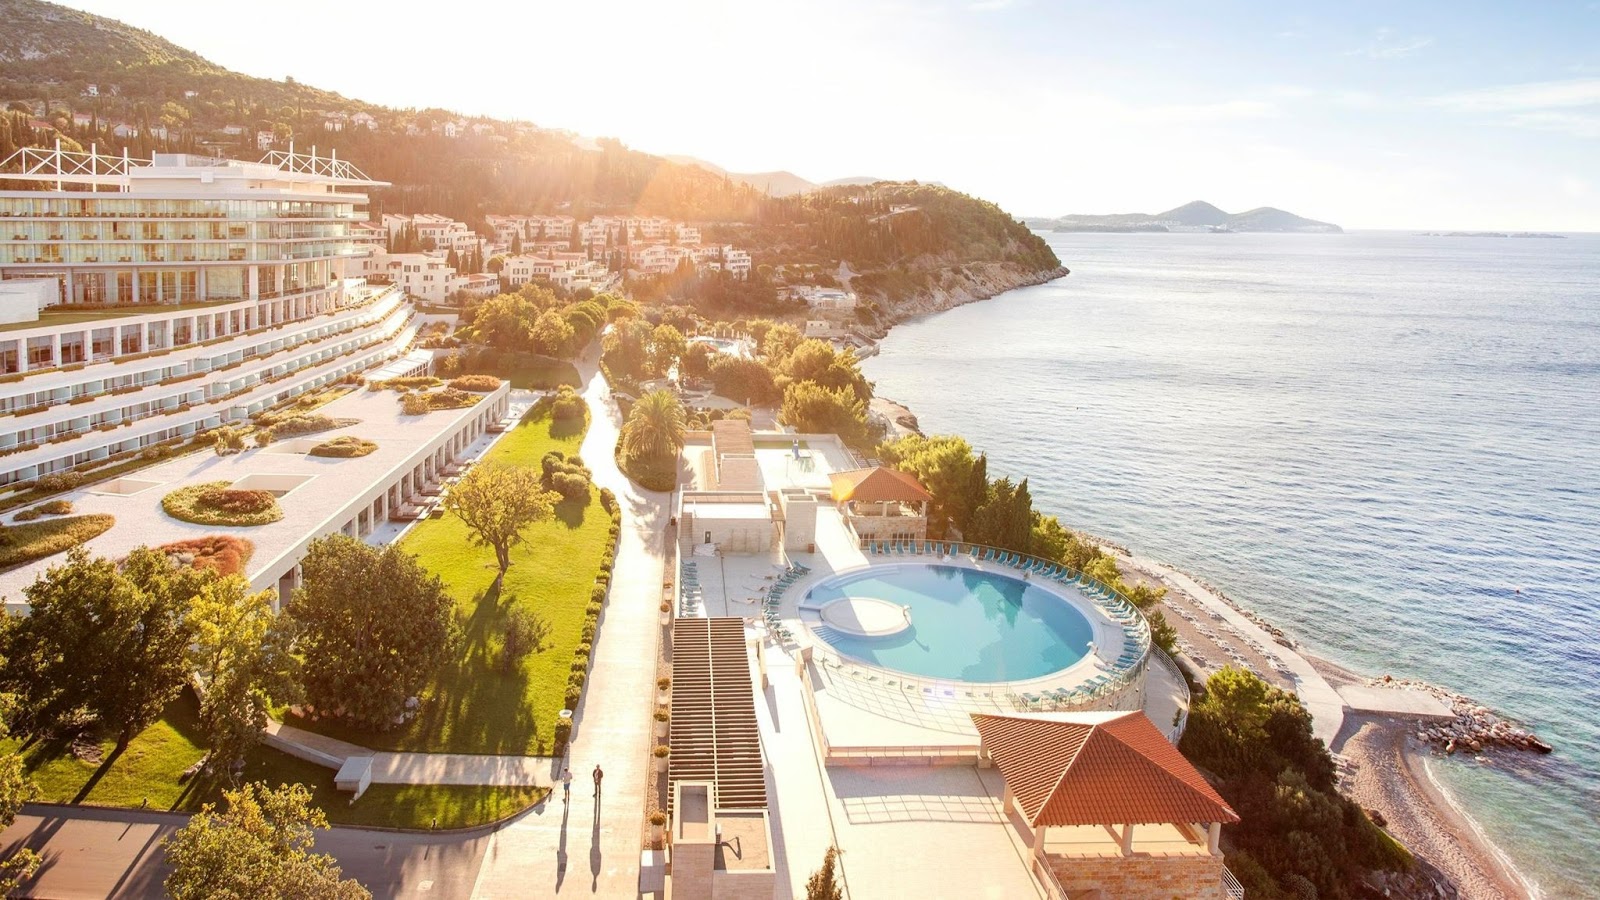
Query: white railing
1031 856 1071 900
258 146 379 184
1223 864 1245 900
1150 646 1192 742
0 143 138 179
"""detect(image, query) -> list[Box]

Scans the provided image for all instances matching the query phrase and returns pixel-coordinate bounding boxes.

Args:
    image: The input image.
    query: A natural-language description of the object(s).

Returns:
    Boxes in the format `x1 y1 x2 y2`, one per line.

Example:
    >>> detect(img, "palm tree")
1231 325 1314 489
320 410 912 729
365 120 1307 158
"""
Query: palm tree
622 389 686 463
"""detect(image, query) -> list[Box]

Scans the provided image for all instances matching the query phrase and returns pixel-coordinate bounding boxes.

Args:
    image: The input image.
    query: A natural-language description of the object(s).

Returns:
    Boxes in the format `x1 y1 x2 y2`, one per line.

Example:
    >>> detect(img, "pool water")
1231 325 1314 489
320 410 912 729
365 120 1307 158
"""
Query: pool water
806 564 1094 682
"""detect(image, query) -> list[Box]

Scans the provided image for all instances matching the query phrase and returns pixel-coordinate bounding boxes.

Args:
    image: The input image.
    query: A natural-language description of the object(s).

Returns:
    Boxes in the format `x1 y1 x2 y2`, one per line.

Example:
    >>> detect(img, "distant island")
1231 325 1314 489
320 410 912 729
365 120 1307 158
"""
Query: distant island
1026 200 1343 234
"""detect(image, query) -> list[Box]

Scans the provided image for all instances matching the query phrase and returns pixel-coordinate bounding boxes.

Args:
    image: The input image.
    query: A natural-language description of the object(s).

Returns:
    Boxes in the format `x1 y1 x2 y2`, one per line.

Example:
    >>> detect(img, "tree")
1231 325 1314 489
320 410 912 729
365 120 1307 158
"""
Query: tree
805 846 843 900
0 697 40 893
760 322 803 363
621 390 687 464
970 476 1034 554
443 463 558 574
189 576 299 776
529 309 576 358
708 355 779 405
501 606 552 672
782 339 870 401
680 340 715 380
2 547 204 753
780 381 869 448
600 317 652 385
163 782 371 900
649 323 687 376
283 536 459 730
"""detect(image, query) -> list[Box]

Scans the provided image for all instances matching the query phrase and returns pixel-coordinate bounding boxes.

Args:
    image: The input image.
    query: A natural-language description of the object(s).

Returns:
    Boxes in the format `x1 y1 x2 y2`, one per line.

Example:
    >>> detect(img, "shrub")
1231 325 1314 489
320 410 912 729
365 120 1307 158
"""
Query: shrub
551 386 585 421
36 472 87 493
140 445 171 461
653 745 670 759
448 374 502 392
400 392 431 415
554 719 572 750
212 426 247 455
654 708 669 723
549 471 589 503
564 684 582 710
591 585 607 604
308 436 377 458
253 429 274 448
375 375 441 392
157 535 255 577
11 508 40 522
0 514 116 568
161 481 284 526
650 811 667 827
426 388 477 410
585 601 602 618
580 620 596 644
270 414 353 438
599 488 618 515
657 677 672 692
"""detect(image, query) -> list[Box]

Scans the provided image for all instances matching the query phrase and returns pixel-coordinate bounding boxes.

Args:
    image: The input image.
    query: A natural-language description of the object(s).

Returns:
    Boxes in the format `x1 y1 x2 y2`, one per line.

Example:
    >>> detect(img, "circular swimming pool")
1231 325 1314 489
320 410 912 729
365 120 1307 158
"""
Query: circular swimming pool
803 563 1095 682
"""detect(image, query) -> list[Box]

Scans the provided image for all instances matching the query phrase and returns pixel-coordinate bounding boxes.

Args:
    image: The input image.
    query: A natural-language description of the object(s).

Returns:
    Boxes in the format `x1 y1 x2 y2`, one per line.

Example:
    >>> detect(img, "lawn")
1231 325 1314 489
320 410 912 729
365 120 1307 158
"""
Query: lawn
8 691 542 829
288 408 609 756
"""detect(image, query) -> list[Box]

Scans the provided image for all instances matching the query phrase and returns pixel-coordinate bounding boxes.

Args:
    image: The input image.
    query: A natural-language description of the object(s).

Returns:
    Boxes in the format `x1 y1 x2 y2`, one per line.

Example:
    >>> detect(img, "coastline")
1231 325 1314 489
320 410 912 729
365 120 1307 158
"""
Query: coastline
859 274 1538 900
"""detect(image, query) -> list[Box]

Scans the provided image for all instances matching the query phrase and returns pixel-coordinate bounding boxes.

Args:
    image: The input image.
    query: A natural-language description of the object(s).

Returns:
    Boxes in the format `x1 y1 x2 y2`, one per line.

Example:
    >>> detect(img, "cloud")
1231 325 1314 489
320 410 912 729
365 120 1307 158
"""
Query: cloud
1506 111 1600 138
1347 28 1433 60
1143 100 1279 122
966 0 1015 10
1432 78 1600 112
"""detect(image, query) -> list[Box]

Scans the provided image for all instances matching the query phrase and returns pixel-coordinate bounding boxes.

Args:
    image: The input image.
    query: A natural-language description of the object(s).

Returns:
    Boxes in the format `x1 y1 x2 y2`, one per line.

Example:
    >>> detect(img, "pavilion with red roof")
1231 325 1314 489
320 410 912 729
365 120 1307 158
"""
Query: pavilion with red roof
972 710 1243 900
827 466 931 545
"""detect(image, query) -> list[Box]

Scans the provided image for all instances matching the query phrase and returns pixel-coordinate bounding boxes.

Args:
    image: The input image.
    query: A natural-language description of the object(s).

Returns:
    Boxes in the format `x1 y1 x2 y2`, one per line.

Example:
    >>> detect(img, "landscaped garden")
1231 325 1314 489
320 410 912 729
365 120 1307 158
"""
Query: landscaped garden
5 690 541 829
0 513 116 569
287 404 614 756
308 436 377 458
162 482 284 526
157 535 255 577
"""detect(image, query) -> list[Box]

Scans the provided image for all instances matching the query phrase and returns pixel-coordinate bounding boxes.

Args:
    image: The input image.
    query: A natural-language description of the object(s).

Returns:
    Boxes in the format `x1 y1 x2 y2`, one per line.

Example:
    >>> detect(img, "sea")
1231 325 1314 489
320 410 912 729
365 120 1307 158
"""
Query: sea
863 230 1600 899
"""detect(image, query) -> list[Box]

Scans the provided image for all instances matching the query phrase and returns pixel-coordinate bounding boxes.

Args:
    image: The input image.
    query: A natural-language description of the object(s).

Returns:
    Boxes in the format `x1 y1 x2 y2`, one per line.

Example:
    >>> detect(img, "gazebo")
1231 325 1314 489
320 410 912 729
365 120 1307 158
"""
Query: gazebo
827 466 931 544
972 710 1243 900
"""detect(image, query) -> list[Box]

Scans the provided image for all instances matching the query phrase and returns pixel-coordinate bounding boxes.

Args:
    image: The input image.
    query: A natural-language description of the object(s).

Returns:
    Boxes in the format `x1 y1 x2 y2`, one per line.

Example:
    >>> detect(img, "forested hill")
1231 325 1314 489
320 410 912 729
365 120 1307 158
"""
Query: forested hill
0 0 1060 304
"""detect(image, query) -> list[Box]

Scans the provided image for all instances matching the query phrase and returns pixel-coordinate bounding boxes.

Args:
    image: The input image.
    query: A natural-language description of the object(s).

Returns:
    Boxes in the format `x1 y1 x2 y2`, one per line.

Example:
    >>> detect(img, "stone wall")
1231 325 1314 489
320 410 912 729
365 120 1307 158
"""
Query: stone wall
1049 853 1228 900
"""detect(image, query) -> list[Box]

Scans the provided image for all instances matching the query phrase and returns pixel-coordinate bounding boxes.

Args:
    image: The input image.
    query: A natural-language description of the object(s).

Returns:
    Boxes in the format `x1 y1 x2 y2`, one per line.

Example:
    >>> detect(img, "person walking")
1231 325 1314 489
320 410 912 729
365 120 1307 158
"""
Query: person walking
561 766 573 803
592 764 604 803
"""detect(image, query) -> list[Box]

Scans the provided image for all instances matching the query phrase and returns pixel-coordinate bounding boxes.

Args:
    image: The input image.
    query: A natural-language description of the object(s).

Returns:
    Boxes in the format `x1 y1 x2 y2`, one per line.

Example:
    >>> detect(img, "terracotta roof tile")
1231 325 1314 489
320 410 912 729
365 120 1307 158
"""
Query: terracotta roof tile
828 466 932 505
972 711 1238 827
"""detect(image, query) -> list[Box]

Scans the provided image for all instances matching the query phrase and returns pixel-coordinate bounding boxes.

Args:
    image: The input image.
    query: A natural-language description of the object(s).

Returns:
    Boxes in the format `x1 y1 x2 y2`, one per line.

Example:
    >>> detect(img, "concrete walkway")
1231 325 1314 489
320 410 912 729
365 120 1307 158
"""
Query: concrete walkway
467 351 668 898
265 721 557 787
1126 553 1346 747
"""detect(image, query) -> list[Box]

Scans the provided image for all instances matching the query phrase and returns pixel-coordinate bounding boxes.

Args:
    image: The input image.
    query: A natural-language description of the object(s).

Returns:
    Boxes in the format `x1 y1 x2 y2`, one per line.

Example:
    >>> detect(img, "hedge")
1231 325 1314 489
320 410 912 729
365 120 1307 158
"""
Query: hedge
0 514 116 569
161 481 284 526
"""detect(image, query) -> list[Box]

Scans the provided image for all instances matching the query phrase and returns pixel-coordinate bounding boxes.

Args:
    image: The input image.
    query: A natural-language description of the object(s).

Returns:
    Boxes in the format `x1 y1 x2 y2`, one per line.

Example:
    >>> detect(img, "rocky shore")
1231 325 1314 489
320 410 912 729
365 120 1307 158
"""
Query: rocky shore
863 261 1070 335
1368 676 1553 756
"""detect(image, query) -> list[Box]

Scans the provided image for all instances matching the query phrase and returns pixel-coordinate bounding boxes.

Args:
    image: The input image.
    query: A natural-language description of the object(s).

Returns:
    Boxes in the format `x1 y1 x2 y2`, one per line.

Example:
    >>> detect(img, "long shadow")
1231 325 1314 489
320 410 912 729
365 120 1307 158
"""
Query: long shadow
70 744 126 804
554 495 589 528
589 807 602 891
555 793 569 891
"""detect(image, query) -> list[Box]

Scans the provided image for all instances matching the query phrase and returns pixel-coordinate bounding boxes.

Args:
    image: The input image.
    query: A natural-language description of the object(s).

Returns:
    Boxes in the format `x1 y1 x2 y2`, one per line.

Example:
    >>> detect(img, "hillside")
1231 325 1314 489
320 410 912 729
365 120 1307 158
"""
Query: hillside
0 0 1061 319
1028 200 1342 233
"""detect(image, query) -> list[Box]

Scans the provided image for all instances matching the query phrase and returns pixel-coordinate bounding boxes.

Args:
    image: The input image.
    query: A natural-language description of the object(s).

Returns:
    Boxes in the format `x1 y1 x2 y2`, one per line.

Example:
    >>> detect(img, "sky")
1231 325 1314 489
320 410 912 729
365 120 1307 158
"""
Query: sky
56 0 1600 230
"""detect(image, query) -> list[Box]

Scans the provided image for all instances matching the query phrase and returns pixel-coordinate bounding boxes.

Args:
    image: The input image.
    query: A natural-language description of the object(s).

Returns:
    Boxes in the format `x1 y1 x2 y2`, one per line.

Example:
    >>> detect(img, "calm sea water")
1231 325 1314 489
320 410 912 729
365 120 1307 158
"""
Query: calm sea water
863 231 1600 898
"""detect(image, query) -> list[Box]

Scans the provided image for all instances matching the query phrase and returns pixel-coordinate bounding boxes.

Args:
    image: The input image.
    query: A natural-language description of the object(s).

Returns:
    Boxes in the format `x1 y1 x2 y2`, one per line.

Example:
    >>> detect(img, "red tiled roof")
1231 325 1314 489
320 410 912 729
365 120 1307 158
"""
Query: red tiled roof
971 711 1238 827
828 467 932 505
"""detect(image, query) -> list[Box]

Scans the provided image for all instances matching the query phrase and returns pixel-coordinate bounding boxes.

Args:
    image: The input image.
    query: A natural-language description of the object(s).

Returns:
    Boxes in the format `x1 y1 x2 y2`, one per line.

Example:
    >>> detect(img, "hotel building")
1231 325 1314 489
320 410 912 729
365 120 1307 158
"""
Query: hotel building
0 143 418 487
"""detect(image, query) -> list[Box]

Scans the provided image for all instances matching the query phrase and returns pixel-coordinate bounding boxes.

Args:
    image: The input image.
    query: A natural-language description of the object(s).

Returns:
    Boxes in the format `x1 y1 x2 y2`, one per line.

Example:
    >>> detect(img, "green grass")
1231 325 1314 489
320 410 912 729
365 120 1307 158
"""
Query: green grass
490 359 580 390
0 513 116 569
8 692 543 829
289 409 608 756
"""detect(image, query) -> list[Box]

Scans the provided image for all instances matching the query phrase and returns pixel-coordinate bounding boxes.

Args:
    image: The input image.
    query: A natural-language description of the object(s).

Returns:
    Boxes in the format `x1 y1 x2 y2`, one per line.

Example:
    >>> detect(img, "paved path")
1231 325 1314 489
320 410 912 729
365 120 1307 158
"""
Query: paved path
265 721 555 787
1126 553 1347 746
0 803 495 900
468 351 667 898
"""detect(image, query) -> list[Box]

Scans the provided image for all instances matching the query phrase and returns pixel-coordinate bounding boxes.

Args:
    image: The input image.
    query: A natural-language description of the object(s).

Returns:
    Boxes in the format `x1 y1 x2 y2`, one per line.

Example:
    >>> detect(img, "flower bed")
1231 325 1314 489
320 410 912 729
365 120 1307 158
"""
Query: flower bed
0 514 116 569
308 436 377 458
161 481 284 526
400 388 480 415
256 413 358 439
158 535 255 577
12 499 73 522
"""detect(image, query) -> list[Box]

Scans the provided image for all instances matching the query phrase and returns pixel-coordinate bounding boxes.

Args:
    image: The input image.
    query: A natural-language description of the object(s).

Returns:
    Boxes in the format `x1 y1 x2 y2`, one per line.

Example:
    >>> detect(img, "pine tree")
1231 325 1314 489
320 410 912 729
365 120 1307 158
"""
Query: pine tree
805 847 842 900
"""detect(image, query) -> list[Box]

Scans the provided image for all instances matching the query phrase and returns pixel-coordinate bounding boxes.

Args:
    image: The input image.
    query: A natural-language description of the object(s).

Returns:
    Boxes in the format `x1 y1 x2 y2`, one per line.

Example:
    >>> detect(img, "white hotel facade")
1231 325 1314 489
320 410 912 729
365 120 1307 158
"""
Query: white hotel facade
0 145 424 488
